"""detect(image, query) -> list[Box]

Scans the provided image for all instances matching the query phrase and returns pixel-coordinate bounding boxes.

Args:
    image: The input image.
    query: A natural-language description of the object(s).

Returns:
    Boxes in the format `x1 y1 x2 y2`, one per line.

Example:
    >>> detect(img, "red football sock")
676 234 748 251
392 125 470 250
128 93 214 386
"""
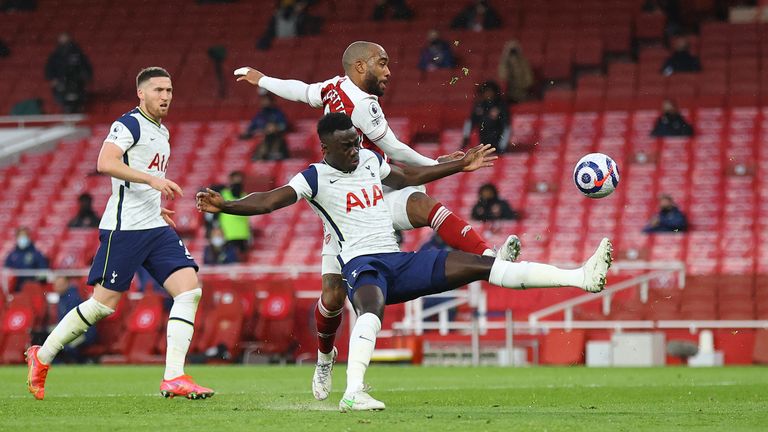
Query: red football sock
315 299 343 354
429 203 490 255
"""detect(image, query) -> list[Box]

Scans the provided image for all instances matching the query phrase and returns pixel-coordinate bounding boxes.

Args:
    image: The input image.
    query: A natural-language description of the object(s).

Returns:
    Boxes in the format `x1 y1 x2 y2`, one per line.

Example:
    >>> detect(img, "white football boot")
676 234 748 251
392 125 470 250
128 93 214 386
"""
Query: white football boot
339 390 386 412
497 234 521 262
312 347 337 401
582 238 613 293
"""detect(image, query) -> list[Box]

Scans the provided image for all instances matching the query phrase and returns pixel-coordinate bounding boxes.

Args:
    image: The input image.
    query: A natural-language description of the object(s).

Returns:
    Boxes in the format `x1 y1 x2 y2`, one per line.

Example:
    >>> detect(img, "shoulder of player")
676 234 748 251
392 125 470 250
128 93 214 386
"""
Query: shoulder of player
359 149 383 167
109 108 142 142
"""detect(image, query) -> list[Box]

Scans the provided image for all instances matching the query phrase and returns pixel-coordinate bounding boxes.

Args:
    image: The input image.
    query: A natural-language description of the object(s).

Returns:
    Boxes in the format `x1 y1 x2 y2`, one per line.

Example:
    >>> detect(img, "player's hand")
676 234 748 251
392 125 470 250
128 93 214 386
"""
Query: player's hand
196 188 225 213
461 144 497 172
149 177 183 200
437 151 465 163
160 207 176 228
234 67 264 86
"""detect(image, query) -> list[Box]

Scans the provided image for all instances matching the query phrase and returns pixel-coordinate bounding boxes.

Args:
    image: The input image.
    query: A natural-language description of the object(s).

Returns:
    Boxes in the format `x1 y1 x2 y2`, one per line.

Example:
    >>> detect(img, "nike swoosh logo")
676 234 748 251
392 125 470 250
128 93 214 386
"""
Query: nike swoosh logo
593 166 614 187
330 179 339 184
359 335 374 342
150 137 156 141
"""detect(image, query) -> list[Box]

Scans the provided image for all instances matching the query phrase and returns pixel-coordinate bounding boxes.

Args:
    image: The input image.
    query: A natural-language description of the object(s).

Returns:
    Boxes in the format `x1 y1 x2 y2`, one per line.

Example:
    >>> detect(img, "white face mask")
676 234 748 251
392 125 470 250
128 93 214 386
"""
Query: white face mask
211 236 225 248
17 235 30 249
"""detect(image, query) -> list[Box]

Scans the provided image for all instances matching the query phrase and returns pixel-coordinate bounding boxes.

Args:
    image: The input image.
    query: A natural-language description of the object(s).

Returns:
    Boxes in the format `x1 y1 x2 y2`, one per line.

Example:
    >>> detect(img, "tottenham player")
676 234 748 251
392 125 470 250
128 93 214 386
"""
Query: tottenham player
196 113 613 411
235 41 520 400
25 67 214 400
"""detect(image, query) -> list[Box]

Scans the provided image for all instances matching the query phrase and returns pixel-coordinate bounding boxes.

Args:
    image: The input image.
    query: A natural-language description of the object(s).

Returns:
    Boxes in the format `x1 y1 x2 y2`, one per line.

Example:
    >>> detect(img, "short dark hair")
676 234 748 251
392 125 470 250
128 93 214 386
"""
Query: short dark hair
136 67 171 88
317 113 354 141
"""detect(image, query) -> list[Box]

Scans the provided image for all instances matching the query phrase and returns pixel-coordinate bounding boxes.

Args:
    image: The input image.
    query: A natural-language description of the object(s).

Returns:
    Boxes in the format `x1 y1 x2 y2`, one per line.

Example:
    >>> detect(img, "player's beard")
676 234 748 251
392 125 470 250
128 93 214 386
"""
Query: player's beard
363 71 384 97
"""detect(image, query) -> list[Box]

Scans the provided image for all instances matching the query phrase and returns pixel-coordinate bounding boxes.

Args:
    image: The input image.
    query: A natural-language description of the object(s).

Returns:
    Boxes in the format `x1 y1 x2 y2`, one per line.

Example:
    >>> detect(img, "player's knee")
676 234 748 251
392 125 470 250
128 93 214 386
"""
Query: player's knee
352 285 385 318
321 273 347 309
405 192 435 227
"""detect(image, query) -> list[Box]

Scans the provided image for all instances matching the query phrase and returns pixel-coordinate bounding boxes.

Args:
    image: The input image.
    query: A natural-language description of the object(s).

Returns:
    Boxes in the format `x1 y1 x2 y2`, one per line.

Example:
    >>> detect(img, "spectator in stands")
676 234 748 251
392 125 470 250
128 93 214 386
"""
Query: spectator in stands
471 183 518 222
651 99 694 137
643 194 688 233
52 276 96 363
203 227 240 265
240 90 290 160
497 40 534 104
0 38 9 58
44 33 92 113
257 0 322 51
450 0 502 31
371 0 414 20
68 193 100 228
418 30 457 71
661 38 701 76
462 80 510 153
218 171 251 255
4 227 49 292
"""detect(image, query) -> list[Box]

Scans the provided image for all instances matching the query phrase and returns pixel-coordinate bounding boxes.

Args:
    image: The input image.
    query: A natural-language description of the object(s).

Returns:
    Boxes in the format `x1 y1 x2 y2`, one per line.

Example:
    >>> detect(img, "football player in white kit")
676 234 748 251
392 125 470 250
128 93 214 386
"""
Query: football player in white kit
235 41 520 400
196 113 612 411
25 67 214 400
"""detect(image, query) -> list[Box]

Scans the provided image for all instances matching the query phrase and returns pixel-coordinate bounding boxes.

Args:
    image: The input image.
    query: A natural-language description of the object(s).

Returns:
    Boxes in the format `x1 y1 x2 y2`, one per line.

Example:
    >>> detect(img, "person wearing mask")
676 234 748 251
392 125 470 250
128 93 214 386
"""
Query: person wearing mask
471 183 518 222
203 227 240 265
450 0 502 31
44 33 93 113
462 81 510 153
643 194 688 233
497 40 534 104
218 171 251 255
661 39 701 76
68 193 101 228
418 30 457 71
651 99 694 137
4 227 49 292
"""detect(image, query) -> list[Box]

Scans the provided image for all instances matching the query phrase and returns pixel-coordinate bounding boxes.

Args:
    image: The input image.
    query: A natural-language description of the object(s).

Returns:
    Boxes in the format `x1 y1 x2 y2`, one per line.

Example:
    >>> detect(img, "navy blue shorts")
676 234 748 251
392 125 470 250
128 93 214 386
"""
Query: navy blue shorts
341 250 449 305
87 226 198 292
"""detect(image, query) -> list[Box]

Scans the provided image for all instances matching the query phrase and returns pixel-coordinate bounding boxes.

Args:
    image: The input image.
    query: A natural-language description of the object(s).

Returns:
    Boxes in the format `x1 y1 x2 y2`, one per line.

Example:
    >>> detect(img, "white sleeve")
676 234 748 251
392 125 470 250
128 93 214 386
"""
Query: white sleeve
379 158 392 180
104 121 136 152
287 173 312 202
351 99 438 166
259 76 324 108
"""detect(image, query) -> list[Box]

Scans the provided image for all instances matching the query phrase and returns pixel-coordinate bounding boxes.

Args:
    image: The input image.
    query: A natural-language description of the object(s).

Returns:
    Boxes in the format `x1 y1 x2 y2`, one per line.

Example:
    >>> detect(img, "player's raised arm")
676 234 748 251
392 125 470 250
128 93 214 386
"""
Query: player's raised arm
382 144 497 190
234 67 322 108
97 141 182 200
196 186 297 216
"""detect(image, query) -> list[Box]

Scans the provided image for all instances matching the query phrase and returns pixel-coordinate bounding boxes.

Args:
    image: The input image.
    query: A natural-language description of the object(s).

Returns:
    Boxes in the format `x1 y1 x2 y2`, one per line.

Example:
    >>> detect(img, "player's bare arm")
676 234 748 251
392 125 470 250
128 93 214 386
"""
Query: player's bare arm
383 144 496 190
196 186 297 216
97 142 183 200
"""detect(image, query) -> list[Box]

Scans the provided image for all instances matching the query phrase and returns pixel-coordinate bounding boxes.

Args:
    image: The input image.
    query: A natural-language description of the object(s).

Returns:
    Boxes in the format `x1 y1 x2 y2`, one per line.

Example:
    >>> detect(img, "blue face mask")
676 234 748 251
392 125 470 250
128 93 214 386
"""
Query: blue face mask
17 235 30 249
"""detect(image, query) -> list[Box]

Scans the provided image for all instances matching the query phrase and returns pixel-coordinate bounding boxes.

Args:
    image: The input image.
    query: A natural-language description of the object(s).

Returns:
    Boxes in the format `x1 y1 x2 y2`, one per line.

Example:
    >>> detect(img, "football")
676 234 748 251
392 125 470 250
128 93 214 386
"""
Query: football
573 153 620 198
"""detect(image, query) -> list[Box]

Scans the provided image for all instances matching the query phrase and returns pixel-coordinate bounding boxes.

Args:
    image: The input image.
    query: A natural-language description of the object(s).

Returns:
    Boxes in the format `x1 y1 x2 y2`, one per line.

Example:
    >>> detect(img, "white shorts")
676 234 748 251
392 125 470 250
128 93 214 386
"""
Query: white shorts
320 185 426 275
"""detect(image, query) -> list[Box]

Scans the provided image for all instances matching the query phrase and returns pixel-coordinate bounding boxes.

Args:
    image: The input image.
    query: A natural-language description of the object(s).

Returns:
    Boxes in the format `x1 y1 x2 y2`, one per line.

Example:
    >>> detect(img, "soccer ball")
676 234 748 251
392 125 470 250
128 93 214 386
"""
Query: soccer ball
573 153 620 198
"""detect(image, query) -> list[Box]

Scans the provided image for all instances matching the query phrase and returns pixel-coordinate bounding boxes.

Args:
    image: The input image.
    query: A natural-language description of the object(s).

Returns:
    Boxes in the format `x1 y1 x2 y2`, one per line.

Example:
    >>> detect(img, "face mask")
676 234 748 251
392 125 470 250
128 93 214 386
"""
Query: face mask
17 235 30 249
230 183 243 196
211 236 225 248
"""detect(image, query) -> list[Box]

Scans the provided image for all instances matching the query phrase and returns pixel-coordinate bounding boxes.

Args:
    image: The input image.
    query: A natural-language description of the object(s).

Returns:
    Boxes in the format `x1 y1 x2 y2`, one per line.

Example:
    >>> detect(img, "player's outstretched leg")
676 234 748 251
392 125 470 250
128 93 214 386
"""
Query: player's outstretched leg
312 271 346 400
26 294 115 400
445 238 613 293
160 269 214 400
406 192 519 261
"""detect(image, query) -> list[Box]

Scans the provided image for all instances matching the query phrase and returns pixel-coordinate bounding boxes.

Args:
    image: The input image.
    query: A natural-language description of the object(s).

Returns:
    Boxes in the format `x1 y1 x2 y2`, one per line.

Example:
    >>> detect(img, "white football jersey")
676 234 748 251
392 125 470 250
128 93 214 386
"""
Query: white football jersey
100 107 169 231
288 149 400 264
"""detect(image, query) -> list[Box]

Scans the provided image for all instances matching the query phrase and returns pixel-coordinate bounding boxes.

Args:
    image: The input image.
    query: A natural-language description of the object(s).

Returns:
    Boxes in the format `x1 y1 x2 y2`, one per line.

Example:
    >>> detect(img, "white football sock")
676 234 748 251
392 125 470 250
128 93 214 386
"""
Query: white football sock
488 260 583 290
164 288 201 380
345 313 381 395
38 298 114 364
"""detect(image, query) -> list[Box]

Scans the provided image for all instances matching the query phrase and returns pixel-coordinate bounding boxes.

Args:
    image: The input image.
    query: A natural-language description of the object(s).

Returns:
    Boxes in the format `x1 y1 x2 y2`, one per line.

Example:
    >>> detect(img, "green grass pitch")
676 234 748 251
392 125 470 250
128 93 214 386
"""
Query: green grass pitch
1 365 766 431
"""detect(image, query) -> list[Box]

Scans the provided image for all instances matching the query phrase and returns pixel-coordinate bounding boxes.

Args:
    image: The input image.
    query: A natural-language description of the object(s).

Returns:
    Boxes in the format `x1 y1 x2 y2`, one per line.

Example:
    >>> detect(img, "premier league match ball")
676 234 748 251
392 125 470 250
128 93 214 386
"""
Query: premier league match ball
573 153 620 198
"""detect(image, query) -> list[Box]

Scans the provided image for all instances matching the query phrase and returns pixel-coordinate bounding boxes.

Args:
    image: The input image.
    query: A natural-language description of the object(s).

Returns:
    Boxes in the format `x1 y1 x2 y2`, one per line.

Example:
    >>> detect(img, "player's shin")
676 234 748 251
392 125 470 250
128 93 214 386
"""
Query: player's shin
345 313 381 394
429 203 494 256
164 288 201 380
38 298 115 364
316 299 343 359
488 260 584 290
